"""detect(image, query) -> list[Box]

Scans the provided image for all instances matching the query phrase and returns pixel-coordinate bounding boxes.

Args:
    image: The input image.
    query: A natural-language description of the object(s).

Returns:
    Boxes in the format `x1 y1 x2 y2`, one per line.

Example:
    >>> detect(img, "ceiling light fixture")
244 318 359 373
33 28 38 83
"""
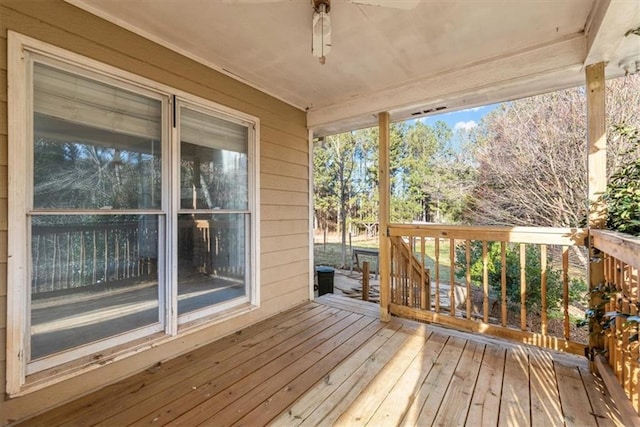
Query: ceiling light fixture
312 0 331 65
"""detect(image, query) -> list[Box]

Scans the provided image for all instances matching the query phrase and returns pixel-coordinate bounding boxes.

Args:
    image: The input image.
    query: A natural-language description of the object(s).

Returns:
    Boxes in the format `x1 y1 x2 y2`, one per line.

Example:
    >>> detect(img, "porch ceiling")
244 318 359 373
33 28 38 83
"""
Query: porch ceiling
67 0 640 136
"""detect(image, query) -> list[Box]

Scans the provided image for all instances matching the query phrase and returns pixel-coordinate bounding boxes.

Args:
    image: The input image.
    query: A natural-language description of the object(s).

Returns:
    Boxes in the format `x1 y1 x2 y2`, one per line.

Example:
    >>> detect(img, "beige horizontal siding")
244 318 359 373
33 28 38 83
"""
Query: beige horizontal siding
260 286 309 313
261 189 309 207
261 174 308 193
262 219 309 237
262 205 309 222
0 134 6 165
261 141 309 167
0 0 311 422
0 35 6 69
262 247 310 270
262 273 309 302
261 157 309 180
0 70 6 102
262 259 309 286
0 263 6 296
262 233 309 254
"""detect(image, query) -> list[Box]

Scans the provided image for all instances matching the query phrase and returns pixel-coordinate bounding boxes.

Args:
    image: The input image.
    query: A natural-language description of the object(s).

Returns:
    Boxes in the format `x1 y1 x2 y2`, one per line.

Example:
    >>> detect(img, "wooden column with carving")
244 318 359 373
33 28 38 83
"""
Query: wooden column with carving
379 112 391 321
586 62 607 363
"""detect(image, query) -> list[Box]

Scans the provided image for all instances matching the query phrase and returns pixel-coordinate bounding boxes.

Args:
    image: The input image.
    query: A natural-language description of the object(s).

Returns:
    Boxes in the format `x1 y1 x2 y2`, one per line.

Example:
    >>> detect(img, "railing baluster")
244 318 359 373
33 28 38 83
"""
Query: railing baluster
115 231 120 281
541 244 547 336
393 242 400 304
465 240 471 320
450 238 456 317
607 254 615 369
80 231 85 287
501 241 507 327
482 241 488 323
631 295 639 413
562 245 570 340
408 237 414 307
51 234 57 292
34 234 40 293
93 230 97 284
420 237 427 310
66 232 71 289
435 237 440 313
616 294 624 383
520 243 526 331
623 298 631 396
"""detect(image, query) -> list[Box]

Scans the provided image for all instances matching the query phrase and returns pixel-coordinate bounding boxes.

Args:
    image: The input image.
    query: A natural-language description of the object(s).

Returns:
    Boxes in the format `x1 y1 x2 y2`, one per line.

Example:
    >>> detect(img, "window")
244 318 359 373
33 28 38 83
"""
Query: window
7 32 259 394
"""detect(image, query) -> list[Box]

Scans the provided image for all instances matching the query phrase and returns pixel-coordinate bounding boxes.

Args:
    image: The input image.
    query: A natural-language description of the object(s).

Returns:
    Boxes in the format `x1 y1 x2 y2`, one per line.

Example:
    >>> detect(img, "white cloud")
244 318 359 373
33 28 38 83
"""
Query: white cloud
454 120 477 131
464 106 485 112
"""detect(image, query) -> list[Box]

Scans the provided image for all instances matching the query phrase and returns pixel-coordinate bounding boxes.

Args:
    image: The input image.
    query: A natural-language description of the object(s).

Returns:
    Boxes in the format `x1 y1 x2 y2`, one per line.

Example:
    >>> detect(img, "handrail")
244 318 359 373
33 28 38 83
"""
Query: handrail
389 224 588 246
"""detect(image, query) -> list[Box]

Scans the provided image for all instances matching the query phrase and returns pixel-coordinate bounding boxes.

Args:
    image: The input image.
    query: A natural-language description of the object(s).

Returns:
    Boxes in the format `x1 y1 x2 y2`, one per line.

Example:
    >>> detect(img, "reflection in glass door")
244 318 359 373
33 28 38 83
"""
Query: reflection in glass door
30 62 165 361
177 106 251 317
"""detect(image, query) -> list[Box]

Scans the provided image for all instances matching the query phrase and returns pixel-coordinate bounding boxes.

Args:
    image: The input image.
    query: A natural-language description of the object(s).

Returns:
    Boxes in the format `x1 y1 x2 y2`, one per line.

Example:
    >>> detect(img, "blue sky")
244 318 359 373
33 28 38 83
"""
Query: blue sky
416 103 499 132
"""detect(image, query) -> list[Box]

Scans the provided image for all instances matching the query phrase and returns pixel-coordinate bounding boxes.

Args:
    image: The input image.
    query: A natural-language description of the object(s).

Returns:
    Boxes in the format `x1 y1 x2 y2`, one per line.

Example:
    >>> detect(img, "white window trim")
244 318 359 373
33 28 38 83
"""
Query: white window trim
7 31 260 396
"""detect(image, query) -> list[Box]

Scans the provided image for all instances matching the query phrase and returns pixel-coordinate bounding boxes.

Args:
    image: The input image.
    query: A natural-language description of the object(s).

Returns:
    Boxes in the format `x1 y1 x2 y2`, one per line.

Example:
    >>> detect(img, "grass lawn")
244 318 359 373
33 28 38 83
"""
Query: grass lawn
314 238 455 285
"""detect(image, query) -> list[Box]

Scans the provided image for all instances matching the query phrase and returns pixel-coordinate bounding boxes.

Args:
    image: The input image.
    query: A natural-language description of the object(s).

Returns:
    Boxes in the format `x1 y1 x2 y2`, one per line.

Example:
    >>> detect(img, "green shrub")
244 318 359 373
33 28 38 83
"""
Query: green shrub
603 126 640 236
455 241 585 315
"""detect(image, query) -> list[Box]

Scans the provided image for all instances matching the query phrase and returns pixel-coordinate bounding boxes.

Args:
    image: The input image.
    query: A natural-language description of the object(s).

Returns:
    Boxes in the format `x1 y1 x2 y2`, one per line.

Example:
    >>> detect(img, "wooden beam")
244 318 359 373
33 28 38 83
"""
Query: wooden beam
308 35 586 136
586 62 607 362
379 112 391 322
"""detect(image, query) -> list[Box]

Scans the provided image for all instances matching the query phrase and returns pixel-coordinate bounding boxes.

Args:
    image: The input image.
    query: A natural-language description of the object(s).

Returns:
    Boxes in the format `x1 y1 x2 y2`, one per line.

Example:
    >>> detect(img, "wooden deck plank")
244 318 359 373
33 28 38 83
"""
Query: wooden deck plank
366 332 449 426
432 341 485 427
232 321 404 426
15 299 626 427
466 346 506 426
269 325 401 426
404 337 467 426
167 314 374 425
579 368 625 427
22 302 327 427
555 363 598 427
529 348 563 427
100 308 351 426
498 347 530 427
294 328 414 427
315 293 380 317
332 330 437 426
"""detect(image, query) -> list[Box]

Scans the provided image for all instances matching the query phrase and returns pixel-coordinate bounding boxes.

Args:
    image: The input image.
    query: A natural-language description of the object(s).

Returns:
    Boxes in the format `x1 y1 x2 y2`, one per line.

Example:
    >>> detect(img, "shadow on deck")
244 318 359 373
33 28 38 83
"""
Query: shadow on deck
19 294 623 426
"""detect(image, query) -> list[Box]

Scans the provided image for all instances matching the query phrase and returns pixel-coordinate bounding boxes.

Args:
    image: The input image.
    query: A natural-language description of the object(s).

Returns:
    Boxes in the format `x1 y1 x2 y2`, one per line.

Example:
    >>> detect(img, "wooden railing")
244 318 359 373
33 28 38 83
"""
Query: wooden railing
390 235 431 310
592 230 640 417
386 224 589 355
32 218 244 296
31 221 157 295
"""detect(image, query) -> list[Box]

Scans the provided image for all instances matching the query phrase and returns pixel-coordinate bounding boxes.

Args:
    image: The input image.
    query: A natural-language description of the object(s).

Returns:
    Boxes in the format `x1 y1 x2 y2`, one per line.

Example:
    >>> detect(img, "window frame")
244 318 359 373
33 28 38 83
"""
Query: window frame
7 31 260 396
173 99 257 328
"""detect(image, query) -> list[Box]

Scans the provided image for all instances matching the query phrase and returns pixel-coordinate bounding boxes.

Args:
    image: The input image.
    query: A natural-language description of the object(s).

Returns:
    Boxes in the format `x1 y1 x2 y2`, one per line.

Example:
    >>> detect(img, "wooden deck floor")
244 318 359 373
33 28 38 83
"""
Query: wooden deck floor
19 294 623 426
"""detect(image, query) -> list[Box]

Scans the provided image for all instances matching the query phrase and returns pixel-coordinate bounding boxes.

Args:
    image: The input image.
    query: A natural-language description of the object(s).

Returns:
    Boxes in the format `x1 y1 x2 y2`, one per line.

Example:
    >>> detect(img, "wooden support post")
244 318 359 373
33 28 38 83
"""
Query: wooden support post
362 261 370 302
586 62 607 365
379 111 391 321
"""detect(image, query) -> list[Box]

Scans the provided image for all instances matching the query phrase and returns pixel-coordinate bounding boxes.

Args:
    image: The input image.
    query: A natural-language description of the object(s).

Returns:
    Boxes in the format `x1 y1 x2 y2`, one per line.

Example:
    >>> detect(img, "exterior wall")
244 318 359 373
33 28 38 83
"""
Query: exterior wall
0 0 309 423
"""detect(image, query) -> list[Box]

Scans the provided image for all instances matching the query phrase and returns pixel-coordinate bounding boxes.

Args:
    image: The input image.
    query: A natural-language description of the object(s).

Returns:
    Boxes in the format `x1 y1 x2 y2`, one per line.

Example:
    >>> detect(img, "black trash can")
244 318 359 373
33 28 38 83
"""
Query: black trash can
316 266 335 296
